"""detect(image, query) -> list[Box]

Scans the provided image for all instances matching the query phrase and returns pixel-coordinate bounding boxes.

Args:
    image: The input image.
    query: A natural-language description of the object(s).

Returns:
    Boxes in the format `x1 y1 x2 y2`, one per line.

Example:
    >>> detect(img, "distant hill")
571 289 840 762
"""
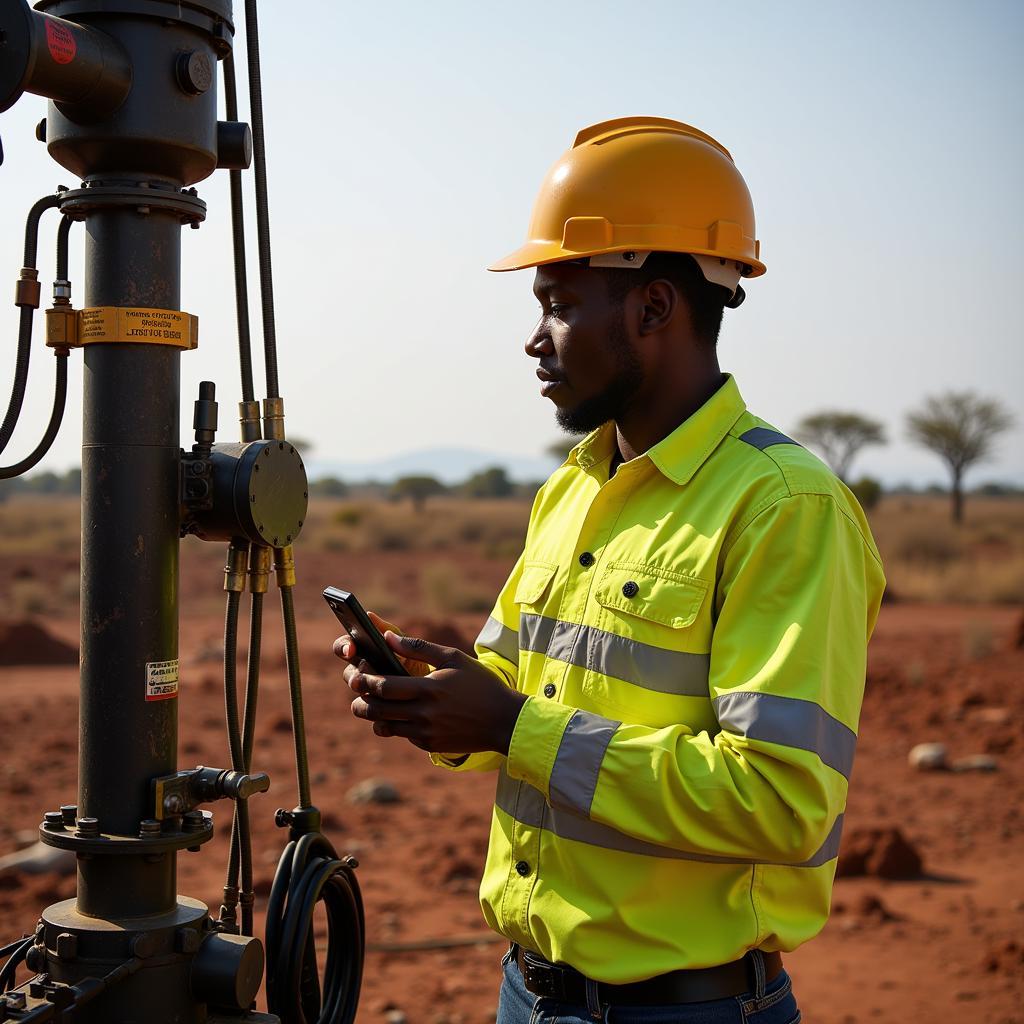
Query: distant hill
306 447 562 485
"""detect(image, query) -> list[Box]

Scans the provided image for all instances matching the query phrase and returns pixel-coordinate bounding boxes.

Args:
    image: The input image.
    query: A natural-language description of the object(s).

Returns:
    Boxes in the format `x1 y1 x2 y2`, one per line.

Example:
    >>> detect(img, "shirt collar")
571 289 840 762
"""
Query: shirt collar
568 374 747 486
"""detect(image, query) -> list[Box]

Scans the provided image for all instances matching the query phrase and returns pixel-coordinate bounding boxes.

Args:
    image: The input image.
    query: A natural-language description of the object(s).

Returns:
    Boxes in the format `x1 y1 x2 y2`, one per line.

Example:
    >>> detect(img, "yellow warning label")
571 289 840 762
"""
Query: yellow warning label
77 307 198 350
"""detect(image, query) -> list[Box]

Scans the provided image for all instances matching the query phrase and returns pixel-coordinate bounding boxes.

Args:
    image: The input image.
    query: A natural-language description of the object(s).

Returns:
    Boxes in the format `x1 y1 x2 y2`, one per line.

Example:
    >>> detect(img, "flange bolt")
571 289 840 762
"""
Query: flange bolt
75 817 99 838
59 805 77 827
139 819 161 839
43 811 65 831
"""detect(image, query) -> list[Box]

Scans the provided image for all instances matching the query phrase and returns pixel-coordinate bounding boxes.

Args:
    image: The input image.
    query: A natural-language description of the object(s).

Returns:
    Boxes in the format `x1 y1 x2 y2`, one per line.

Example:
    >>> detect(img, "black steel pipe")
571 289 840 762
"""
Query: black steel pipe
77 204 182 916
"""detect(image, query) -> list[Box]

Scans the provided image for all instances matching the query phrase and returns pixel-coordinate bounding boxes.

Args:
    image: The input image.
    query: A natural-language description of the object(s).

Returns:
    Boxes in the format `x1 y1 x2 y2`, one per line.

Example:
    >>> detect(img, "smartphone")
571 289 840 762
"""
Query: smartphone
323 586 409 676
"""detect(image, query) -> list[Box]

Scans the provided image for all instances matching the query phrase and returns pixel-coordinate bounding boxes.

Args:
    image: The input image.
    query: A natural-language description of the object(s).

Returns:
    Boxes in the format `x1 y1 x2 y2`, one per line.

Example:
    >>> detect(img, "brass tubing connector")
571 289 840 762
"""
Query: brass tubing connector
262 396 285 441
223 541 250 593
273 545 296 589
248 545 272 593
238 400 261 443
15 268 41 309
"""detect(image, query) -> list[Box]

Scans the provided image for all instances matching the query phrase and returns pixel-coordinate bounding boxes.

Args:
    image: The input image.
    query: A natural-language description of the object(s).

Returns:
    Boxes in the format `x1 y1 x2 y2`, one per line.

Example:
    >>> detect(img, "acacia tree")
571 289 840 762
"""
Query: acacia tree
906 392 1014 524
391 475 445 513
794 411 886 482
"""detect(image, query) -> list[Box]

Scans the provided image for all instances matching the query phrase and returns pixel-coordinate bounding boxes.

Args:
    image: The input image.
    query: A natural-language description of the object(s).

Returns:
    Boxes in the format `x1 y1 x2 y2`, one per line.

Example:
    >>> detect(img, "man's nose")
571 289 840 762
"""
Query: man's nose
525 320 553 358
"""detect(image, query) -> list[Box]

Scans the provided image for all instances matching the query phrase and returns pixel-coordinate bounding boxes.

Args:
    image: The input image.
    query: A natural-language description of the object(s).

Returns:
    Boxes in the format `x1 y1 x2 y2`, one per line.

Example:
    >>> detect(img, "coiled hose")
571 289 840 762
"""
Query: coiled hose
265 831 364 1024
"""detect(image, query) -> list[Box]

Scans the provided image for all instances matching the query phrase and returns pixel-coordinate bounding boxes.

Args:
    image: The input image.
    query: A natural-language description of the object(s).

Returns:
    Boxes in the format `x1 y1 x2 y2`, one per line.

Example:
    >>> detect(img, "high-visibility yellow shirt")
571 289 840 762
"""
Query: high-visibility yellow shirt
433 374 885 983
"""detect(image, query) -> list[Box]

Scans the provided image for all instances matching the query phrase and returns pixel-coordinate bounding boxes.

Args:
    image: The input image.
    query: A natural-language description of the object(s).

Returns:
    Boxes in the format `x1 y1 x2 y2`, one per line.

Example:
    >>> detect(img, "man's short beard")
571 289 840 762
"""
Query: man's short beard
555 318 644 436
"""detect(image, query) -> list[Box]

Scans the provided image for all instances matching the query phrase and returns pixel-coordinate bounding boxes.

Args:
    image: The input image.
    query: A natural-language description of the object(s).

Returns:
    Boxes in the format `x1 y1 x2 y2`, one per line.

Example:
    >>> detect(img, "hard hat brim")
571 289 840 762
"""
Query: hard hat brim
488 240 766 277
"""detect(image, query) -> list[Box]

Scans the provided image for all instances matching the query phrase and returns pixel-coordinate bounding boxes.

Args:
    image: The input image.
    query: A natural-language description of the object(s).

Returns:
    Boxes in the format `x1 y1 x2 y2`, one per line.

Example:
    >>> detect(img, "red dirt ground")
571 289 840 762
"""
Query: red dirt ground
0 546 1021 1023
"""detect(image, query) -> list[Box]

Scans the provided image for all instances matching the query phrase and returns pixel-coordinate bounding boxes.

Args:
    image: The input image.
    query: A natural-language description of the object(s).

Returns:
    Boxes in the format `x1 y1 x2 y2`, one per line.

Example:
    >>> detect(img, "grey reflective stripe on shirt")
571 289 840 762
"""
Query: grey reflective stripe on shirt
476 616 519 663
549 710 620 817
713 691 857 780
495 768 844 868
738 427 800 451
520 613 710 697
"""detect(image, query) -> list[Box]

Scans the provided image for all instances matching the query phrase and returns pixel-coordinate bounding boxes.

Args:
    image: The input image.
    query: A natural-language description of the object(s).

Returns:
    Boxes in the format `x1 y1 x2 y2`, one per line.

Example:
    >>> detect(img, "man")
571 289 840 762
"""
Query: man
335 117 885 1023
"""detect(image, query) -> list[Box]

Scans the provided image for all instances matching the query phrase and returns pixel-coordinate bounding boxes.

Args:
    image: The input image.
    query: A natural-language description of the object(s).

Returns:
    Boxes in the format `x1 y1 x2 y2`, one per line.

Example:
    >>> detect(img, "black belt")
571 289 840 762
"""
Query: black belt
513 944 783 1006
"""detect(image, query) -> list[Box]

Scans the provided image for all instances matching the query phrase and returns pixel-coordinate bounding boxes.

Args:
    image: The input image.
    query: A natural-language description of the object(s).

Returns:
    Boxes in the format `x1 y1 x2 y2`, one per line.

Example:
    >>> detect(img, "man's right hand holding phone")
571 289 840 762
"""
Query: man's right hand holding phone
332 616 526 756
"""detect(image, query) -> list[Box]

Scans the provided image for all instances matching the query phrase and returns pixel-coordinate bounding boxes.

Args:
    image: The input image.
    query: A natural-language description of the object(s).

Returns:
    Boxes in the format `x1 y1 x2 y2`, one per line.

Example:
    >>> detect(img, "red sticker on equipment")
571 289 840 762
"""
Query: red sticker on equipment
46 21 77 64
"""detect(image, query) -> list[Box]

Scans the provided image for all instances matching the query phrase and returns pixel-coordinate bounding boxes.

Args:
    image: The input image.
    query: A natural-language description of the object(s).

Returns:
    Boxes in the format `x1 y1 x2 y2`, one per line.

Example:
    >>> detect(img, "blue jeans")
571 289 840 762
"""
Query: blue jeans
495 947 801 1024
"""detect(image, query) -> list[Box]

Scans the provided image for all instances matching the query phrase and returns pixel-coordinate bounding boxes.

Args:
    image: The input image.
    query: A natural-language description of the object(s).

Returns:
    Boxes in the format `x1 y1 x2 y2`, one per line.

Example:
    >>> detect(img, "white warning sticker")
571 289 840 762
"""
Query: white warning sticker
146 659 179 702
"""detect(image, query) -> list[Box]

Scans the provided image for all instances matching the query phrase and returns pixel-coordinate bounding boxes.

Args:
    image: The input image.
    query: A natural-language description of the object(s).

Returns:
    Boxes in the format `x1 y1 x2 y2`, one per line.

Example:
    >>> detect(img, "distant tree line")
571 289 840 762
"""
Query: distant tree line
0 468 81 502
2 392 1016 525
795 390 1014 523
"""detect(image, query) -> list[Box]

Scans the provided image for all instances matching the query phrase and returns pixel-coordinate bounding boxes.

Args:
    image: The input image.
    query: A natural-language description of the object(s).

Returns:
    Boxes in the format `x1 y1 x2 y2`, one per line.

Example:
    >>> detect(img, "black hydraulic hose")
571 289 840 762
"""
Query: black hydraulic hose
23 194 61 268
244 0 280 400
220 584 245 930
1 194 63 456
0 937 31 992
265 831 364 1024
223 51 256 405
0 352 68 479
280 583 311 808
226 588 263 934
223 586 245 772
0 938 29 960
56 213 73 279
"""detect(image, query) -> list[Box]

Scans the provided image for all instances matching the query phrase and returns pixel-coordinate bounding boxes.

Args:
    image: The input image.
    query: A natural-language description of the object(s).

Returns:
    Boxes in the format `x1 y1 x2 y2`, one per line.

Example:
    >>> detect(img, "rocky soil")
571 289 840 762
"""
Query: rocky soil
0 546 1021 1023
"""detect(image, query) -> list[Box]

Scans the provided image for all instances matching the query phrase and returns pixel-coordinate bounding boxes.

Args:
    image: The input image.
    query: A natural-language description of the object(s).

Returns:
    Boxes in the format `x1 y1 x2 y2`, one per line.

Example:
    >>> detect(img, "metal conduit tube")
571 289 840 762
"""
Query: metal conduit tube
243 0 279 401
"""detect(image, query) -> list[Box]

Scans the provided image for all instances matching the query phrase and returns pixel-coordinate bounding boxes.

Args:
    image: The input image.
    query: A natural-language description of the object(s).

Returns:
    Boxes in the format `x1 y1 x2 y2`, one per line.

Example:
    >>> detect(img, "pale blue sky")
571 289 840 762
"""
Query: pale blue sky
1 0 1021 485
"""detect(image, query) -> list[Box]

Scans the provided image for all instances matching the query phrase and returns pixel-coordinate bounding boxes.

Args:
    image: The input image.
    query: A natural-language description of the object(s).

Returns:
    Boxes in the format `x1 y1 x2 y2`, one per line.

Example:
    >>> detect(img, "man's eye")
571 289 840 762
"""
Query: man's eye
548 304 567 318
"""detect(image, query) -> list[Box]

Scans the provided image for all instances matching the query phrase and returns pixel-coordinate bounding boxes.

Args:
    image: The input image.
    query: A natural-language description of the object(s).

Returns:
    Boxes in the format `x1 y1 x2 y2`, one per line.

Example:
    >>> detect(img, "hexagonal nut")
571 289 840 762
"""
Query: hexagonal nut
175 927 202 955
55 932 77 960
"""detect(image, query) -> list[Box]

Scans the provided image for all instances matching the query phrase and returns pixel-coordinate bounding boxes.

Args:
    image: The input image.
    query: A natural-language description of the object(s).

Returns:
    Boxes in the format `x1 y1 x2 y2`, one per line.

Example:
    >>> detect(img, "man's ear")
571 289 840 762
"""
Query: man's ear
637 279 677 336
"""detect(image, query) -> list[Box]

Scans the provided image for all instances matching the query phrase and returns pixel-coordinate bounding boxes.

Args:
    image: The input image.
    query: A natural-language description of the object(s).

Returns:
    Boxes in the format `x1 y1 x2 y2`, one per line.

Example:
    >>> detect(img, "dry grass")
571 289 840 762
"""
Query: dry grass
868 495 1024 604
0 492 1021 611
301 497 529 558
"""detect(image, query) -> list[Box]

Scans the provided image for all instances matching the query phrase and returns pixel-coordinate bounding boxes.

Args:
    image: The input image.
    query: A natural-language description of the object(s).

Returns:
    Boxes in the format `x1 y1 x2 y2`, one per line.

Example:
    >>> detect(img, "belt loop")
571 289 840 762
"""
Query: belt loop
749 949 767 999
584 977 603 1020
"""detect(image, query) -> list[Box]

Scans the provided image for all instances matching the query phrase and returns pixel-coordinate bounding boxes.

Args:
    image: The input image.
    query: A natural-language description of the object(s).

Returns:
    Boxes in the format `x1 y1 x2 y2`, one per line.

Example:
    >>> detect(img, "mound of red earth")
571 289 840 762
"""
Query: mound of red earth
837 825 923 879
0 620 77 667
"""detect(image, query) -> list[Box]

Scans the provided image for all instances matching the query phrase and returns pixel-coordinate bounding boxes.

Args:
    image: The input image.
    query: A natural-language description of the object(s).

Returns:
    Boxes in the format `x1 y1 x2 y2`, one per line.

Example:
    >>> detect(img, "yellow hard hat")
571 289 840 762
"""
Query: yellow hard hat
489 116 765 296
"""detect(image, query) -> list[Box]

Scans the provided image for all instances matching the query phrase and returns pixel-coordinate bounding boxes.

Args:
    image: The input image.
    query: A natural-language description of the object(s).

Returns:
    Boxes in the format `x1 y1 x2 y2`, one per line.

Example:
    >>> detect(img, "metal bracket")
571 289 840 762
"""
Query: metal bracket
152 766 270 821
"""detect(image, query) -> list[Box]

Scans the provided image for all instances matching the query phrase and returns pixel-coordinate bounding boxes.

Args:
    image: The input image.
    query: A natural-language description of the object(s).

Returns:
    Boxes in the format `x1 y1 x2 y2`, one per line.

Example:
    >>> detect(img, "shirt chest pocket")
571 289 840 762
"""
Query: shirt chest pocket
594 561 708 647
513 560 559 610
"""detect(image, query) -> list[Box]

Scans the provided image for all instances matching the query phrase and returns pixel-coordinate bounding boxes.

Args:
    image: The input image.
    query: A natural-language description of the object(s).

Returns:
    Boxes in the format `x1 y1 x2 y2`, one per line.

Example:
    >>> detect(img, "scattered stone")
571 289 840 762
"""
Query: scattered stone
0 620 77 666
347 778 401 805
957 688 986 709
854 892 898 922
908 742 947 771
969 706 1010 727
982 939 1024 975
837 826 923 879
951 754 998 773
984 733 1014 755
0 841 74 877
268 713 293 734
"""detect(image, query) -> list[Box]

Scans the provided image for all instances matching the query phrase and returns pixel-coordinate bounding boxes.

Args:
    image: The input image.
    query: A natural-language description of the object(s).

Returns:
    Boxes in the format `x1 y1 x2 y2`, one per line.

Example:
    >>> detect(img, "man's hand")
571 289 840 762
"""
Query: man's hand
337 630 527 755
332 611 432 677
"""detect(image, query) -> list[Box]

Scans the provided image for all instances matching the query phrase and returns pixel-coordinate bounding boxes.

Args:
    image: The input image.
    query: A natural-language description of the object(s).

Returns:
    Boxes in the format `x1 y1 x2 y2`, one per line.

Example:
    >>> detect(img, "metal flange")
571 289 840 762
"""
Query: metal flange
38 813 214 856
58 183 207 226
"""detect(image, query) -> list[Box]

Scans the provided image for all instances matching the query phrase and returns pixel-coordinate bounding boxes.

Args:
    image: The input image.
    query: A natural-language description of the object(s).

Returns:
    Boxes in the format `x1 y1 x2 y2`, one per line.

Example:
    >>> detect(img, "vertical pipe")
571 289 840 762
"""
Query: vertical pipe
77 205 182 919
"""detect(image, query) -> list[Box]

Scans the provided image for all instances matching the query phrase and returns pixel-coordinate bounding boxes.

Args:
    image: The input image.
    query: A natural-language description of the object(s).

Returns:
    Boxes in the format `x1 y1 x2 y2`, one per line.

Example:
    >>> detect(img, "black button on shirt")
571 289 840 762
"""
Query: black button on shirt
622 580 639 598
515 860 530 877
578 551 595 567
543 683 556 698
